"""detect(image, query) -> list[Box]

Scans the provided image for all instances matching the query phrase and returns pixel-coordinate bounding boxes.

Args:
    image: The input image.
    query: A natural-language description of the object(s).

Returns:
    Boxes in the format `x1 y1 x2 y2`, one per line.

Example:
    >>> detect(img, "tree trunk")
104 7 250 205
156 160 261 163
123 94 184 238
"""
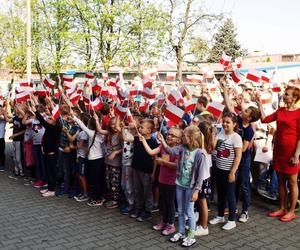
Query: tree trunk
176 45 183 86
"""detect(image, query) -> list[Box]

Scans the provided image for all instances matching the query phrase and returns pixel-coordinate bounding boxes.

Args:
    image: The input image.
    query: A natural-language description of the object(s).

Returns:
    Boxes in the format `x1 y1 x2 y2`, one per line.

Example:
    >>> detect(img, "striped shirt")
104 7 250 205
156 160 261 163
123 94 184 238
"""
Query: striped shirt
215 131 242 171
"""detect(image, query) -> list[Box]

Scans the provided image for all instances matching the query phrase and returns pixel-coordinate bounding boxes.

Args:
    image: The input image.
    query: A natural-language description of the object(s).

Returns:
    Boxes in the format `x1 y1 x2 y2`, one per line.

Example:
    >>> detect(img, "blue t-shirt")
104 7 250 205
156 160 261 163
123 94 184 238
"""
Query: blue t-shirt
237 115 254 158
176 149 197 188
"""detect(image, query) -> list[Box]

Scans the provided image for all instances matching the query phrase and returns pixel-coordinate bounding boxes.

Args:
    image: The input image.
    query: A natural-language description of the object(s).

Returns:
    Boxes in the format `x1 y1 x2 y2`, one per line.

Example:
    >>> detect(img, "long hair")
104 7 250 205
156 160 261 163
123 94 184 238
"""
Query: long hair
198 121 214 154
184 125 204 150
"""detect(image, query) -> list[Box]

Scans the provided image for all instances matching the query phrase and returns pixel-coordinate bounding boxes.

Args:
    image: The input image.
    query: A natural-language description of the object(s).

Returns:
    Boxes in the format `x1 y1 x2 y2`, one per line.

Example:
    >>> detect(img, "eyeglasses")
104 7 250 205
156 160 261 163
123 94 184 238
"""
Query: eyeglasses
167 133 179 138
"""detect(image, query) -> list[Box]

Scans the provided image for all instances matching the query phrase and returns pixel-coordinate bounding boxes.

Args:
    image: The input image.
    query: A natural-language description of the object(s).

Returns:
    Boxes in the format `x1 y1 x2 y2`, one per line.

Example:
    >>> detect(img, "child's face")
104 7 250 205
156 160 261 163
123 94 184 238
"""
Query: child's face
241 108 252 122
139 123 151 136
110 119 118 132
222 117 235 133
166 128 182 146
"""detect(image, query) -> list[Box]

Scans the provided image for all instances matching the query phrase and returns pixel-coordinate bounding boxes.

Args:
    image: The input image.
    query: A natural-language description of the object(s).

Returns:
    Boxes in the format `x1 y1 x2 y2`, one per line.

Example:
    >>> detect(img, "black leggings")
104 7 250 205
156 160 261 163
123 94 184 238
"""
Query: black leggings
159 183 176 224
0 138 5 167
87 158 106 200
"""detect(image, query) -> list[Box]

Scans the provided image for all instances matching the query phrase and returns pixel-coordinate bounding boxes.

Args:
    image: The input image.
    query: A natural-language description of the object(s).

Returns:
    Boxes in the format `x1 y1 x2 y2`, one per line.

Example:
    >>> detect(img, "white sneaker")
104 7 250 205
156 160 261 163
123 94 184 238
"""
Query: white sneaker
209 216 226 225
42 191 55 197
239 212 249 223
40 189 48 194
194 225 209 236
222 220 236 230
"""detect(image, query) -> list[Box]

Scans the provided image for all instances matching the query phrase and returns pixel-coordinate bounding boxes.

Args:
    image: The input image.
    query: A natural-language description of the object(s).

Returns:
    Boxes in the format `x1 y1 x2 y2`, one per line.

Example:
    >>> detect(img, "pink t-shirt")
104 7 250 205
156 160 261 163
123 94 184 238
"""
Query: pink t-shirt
158 146 178 185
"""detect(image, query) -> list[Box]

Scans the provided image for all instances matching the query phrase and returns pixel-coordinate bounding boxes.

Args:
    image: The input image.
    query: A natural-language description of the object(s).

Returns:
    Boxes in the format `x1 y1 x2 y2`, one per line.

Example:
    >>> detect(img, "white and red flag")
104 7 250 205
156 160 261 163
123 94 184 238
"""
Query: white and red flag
207 102 225 118
53 89 60 98
114 104 128 118
261 71 271 83
85 72 94 80
143 68 157 80
231 70 244 84
184 98 198 113
92 80 103 92
142 88 156 99
44 77 55 89
126 109 134 123
69 92 81 105
179 86 188 98
219 52 232 67
235 58 242 69
246 70 261 83
90 98 103 110
260 93 271 105
167 89 183 105
83 92 90 105
142 79 153 88
129 86 138 96
139 101 149 112
51 105 60 121
19 80 33 88
62 74 74 82
166 72 176 81
118 85 129 100
15 91 30 102
271 82 281 92
164 104 184 124
35 85 49 97
102 73 108 80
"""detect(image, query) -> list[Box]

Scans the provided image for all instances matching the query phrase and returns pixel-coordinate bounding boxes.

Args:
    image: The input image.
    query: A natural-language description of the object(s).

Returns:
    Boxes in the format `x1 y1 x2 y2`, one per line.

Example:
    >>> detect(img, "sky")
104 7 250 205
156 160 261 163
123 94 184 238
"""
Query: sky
206 0 300 55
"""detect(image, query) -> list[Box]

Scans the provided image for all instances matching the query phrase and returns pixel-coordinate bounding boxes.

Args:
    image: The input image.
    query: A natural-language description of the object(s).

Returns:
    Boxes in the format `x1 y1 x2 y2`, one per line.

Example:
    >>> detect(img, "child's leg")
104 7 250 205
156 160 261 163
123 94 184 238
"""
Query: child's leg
185 189 196 232
227 176 237 221
216 168 226 217
125 166 135 209
13 141 22 175
111 166 121 202
166 184 176 225
133 169 143 213
141 172 153 213
198 198 208 228
176 185 186 235
238 155 252 213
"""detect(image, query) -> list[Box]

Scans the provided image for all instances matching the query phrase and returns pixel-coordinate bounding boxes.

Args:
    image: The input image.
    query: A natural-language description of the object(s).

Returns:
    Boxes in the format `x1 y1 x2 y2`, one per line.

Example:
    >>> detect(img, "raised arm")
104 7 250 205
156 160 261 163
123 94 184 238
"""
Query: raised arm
72 115 94 138
139 135 160 156
220 77 235 114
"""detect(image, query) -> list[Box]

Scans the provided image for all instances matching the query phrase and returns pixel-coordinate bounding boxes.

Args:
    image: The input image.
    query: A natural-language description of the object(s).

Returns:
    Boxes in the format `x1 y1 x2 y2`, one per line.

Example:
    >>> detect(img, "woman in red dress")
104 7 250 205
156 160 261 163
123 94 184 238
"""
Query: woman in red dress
258 86 300 222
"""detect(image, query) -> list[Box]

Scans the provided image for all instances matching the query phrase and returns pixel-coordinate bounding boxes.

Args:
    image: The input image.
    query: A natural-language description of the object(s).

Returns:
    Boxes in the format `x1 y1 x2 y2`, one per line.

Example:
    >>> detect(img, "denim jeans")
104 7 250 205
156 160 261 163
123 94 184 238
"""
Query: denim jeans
257 162 278 195
13 141 23 175
216 168 237 221
236 154 251 212
176 185 196 234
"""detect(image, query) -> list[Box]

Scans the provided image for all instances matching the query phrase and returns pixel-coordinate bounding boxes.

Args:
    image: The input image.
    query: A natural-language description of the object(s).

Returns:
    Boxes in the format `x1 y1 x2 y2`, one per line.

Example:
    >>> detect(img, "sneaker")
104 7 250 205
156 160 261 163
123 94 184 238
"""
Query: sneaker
209 216 226 225
76 194 89 202
8 173 19 180
42 191 55 197
41 181 48 188
239 212 249 223
153 222 166 231
181 237 196 247
136 212 152 222
121 206 129 215
169 232 185 243
162 224 176 236
87 199 105 207
105 200 118 209
194 225 209 236
74 194 83 201
0 166 5 172
68 191 77 199
222 220 236 230
56 189 66 197
40 189 48 194
33 180 43 188
151 205 159 213
130 210 140 219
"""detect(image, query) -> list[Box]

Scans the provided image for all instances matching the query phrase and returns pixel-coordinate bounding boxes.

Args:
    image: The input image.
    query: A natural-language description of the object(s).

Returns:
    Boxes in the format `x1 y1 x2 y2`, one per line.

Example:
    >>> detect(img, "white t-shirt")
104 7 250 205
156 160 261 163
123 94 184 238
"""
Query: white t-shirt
215 131 242 171
77 130 88 158
0 117 6 139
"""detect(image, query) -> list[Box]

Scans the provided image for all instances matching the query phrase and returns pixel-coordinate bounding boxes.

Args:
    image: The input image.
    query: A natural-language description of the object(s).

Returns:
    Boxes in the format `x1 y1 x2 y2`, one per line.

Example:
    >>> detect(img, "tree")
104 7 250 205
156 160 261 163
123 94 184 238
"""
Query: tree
187 36 209 63
166 0 221 85
208 18 247 63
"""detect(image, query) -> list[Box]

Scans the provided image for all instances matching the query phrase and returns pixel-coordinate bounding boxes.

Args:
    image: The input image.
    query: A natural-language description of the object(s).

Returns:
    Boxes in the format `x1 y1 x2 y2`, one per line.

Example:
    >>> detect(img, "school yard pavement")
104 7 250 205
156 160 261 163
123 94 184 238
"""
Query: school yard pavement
0 142 300 250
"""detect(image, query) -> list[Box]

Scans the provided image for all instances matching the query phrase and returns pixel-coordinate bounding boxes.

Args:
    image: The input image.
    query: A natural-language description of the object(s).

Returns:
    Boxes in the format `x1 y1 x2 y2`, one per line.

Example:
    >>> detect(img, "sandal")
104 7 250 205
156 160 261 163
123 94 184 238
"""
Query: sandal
169 233 185 243
268 210 287 217
280 213 296 222
182 237 196 247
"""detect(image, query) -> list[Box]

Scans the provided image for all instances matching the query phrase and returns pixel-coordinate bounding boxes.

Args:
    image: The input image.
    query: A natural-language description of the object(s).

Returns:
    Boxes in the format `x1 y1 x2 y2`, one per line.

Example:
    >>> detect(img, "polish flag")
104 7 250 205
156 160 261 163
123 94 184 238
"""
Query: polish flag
108 87 118 98
90 98 103 110
139 101 149 112
108 79 117 88
19 80 33 88
15 91 30 102
53 89 60 98
100 86 110 97
207 102 225 118
35 85 49 96
142 79 153 88
166 72 176 81
157 94 165 106
143 68 157 79
130 86 138 96
118 85 129 99
142 88 156 99
246 70 261 83
85 72 94 79
64 81 76 90
164 104 184 124
167 89 183 105
271 82 281 92
219 52 232 67
44 77 55 89
191 75 203 84
102 73 108 80
235 58 242 69
186 75 193 82
69 92 81 105
83 92 90 104
116 72 124 87
184 98 198 113
91 80 103 92
261 71 271 83
260 93 271 105
63 74 74 82
66 86 77 97
231 70 244 84
126 109 134 123
179 86 188 97
114 104 128 118
51 105 60 121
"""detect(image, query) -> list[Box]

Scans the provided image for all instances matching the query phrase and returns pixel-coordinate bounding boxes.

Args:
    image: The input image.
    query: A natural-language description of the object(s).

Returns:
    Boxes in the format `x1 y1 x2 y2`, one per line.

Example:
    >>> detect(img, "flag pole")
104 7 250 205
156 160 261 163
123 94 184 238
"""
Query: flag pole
26 0 32 85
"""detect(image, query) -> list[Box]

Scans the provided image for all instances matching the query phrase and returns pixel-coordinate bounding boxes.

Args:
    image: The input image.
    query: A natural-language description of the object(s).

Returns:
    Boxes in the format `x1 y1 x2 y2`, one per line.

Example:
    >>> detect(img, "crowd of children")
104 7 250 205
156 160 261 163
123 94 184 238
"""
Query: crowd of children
0 74 299 247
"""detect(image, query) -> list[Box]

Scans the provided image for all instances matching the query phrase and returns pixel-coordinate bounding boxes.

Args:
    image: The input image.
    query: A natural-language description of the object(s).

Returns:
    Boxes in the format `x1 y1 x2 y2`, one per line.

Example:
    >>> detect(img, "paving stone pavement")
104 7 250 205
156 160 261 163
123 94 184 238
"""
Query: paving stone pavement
0 142 300 250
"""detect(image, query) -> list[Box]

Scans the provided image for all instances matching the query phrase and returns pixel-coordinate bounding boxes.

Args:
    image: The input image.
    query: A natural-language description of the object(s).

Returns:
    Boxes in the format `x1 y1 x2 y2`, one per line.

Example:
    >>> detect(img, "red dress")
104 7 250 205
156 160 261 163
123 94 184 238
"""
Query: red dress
263 107 300 174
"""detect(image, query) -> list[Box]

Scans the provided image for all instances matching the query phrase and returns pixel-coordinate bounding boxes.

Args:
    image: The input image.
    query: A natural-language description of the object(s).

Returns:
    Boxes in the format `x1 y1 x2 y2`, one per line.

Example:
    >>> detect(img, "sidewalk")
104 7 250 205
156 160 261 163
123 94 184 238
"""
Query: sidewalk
0 142 299 250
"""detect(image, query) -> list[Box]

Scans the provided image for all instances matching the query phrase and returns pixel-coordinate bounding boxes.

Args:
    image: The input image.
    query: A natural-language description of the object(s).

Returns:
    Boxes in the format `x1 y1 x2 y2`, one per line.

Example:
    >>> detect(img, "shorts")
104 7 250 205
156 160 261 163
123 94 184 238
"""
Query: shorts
76 157 87 176
198 178 211 199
